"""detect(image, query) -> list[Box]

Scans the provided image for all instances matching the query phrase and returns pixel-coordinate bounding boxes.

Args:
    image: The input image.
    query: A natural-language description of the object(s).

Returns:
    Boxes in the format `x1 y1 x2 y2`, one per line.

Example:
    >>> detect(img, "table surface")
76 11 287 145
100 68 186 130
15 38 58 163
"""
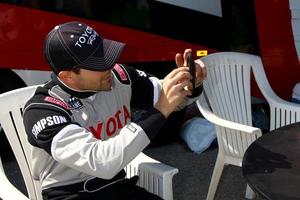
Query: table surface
242 122 300 200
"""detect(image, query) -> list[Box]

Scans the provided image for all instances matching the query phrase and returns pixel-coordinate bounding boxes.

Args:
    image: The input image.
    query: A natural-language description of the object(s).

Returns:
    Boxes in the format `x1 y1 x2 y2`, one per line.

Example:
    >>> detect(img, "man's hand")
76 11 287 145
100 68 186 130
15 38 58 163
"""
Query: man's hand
155 49 206 118
155 67 192 118
175 49 206 88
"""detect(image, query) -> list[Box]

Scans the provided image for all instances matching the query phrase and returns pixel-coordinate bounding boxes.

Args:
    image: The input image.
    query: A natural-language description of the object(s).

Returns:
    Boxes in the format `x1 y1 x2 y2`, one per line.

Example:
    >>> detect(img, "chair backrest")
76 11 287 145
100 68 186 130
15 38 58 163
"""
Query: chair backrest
0 85 42 200
201 52 262 163
201 52 300 161
250 56 300 130
202 52 254 126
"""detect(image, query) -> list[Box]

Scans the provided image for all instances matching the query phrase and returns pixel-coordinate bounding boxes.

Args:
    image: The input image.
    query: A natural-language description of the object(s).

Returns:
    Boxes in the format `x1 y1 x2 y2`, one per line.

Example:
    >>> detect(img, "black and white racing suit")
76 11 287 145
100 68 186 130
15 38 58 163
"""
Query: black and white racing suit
23 64 202 196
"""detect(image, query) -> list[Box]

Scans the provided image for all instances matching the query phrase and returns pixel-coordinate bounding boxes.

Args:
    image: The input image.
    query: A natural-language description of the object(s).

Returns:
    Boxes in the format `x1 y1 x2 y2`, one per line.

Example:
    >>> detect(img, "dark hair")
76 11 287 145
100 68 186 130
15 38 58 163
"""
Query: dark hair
71 67 81 74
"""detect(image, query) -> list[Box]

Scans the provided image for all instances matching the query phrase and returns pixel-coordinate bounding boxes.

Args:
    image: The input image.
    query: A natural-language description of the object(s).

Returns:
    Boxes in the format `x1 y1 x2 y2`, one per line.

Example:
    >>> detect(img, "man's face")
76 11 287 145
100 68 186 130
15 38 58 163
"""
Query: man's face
71 68 113 91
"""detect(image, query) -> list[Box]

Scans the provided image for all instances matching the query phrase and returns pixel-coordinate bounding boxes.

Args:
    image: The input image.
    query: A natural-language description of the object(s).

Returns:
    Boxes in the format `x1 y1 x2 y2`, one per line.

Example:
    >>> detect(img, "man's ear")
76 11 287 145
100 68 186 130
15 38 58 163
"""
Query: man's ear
58 70 73 84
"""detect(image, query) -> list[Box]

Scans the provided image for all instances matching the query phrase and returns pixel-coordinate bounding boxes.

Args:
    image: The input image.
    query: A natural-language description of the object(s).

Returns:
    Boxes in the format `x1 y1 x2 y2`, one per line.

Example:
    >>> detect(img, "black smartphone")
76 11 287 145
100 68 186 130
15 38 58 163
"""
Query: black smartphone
187 52 195 96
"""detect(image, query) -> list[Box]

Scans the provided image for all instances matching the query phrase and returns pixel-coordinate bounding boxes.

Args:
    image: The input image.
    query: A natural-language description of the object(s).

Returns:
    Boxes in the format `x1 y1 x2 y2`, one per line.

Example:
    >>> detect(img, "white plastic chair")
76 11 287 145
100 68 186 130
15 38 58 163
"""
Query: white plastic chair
0 85 178 200
196 52 300 200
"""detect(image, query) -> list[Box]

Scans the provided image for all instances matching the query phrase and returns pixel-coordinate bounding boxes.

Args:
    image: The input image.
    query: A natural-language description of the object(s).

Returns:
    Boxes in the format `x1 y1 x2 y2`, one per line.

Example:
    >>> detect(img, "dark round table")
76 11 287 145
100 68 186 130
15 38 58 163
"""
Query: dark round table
242 122 300 200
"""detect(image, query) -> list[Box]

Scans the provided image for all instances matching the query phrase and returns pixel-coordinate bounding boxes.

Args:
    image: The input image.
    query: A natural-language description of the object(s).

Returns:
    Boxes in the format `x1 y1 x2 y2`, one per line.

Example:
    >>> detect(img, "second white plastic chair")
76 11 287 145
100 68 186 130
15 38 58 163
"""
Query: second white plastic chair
196 52 300 200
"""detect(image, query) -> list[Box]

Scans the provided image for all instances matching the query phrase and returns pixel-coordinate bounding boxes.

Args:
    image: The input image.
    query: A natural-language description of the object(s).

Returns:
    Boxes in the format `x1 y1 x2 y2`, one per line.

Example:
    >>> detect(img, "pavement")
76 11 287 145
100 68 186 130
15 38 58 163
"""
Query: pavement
144 141 259 200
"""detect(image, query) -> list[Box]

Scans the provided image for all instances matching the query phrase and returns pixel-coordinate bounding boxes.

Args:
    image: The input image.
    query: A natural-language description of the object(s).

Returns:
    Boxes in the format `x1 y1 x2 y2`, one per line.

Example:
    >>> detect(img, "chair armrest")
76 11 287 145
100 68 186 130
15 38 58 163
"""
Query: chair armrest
125 152 179 200
196 95 262 135
0 159 29 200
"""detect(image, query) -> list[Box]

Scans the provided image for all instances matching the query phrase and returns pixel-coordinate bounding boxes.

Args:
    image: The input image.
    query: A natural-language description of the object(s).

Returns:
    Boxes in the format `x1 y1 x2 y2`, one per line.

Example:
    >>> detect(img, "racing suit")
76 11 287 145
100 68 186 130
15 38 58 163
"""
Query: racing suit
23 64 201 198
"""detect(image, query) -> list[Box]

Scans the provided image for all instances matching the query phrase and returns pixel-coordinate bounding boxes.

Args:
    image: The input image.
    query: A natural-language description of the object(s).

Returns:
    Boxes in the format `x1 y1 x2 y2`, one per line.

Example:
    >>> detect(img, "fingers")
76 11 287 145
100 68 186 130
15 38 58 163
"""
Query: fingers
175 49 192 68
196 59 207 79
163 67 193 97
165 74 193 100
183 49 192 66
194 59 207 87
155 74 192 117
164 68 191 92
173 79 192 92
174 49 208 89
165 66 190 80
183 49 192 67
200 65 207 80
175 53 183 68
175 49 208 86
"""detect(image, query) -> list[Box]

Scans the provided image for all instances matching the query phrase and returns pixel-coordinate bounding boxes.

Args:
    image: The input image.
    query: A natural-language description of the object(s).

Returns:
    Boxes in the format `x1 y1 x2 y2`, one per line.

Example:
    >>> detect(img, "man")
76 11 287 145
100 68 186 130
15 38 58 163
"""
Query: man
23 21 206 200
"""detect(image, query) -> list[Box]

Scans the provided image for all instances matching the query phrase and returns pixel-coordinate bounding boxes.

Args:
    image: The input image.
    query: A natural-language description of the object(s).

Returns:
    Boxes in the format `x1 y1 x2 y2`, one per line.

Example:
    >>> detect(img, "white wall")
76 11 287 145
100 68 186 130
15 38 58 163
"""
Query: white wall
13 69 51 86
154 0 222 17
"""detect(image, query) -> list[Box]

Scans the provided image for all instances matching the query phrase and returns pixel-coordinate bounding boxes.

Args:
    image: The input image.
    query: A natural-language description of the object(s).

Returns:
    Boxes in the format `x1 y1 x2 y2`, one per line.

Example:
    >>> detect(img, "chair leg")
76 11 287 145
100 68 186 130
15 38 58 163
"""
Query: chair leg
245 184 256 199
206 154 225 200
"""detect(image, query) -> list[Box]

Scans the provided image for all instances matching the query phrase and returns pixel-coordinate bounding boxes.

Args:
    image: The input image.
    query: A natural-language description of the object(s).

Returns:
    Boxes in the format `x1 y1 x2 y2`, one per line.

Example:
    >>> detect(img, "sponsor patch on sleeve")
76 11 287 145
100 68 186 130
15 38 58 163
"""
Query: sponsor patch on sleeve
31 115 68 138
113 64 130 85
44 96 69 109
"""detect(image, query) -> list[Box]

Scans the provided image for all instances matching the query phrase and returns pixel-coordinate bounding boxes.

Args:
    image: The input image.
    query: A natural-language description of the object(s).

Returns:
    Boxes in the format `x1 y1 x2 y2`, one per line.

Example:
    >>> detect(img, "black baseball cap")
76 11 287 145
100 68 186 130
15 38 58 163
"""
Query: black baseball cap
44 21 125 74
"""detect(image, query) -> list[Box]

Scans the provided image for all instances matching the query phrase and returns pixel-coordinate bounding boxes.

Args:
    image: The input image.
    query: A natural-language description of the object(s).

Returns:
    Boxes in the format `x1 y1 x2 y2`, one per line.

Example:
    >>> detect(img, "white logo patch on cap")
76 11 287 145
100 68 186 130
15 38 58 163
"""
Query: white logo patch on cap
74 26 98 48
